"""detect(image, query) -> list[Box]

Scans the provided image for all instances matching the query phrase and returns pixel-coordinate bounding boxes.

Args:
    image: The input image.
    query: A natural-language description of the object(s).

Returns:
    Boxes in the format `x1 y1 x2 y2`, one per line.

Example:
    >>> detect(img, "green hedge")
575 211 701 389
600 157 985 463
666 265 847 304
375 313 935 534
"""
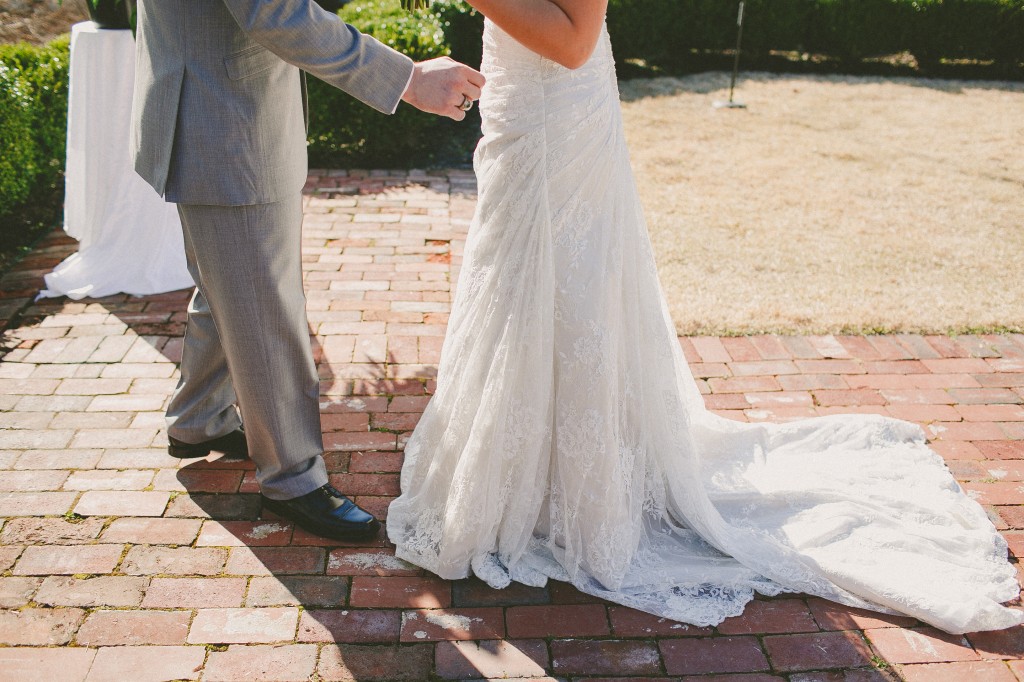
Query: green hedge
606 0 1024 66
0 37 70 217
0 65 37 216
306 0 477 168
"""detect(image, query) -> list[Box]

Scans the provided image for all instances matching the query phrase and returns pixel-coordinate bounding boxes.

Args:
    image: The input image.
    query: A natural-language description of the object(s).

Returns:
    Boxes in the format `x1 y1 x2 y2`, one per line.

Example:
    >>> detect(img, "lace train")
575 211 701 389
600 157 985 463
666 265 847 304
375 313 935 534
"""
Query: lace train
386 20 1022 634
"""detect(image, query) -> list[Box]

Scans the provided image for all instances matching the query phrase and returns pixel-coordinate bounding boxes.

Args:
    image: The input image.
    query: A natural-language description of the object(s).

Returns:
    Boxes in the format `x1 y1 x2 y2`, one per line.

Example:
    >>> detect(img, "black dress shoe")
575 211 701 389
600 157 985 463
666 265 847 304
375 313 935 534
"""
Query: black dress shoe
167 427 249 459
261 484 380 541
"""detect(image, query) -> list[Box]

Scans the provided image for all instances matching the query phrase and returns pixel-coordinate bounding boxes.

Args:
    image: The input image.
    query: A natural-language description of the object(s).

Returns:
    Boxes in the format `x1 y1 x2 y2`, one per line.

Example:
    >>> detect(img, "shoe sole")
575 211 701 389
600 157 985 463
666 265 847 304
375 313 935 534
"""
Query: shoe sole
260 496 381 541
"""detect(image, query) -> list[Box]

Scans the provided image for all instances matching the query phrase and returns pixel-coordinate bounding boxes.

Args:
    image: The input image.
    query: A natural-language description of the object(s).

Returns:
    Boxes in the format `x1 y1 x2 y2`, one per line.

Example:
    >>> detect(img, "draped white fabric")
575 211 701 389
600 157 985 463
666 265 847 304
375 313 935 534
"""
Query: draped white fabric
386 21 1023 634
41 22 191 300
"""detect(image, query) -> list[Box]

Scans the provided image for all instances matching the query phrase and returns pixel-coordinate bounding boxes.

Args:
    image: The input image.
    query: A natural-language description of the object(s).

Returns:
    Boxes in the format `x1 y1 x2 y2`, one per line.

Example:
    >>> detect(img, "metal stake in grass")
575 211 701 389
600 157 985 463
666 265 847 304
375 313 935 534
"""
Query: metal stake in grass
714 0 747 109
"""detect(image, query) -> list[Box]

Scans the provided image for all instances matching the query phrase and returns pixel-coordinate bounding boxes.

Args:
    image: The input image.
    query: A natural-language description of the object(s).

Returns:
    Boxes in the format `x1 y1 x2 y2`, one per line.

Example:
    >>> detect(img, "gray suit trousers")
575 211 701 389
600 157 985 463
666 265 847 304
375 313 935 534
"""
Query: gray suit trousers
170 195 327 499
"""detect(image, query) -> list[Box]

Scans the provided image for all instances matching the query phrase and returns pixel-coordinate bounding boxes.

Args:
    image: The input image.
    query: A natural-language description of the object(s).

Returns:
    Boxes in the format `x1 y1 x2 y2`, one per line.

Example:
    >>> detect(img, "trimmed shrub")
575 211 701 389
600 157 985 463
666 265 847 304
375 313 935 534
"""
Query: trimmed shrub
0 37 71 192
0 64 38 216
306 0 465 167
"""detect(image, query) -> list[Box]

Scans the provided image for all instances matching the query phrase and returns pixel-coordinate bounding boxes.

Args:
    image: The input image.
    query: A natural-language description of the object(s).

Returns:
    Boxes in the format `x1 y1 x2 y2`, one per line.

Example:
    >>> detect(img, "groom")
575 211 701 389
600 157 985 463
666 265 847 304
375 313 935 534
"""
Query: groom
130 0 483 540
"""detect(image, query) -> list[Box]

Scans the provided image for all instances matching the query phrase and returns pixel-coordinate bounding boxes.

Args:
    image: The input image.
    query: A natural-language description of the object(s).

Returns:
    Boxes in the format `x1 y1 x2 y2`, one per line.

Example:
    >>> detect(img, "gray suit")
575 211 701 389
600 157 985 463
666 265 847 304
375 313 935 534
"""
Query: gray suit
131 0 414 498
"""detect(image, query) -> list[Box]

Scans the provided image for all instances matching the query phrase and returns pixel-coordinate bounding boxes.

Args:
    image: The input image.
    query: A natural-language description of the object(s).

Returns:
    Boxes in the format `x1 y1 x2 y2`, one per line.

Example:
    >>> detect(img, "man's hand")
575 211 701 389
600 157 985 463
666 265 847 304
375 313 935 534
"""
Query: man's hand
401 57 485 121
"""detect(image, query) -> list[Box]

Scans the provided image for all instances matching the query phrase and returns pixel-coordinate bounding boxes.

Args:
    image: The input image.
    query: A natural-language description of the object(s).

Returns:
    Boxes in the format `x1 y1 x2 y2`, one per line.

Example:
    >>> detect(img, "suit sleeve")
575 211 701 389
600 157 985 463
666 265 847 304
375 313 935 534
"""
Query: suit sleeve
220 0 415 114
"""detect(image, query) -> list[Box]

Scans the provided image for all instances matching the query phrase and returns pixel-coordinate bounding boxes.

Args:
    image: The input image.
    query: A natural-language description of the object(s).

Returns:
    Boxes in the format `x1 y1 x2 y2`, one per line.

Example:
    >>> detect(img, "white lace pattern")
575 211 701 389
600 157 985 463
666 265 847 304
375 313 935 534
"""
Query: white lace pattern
386 20 1023 634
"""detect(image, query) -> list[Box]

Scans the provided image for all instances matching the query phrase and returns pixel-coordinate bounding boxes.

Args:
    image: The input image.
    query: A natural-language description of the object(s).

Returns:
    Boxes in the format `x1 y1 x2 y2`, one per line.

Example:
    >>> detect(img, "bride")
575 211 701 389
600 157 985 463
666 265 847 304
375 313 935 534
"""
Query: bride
386 0 1022 634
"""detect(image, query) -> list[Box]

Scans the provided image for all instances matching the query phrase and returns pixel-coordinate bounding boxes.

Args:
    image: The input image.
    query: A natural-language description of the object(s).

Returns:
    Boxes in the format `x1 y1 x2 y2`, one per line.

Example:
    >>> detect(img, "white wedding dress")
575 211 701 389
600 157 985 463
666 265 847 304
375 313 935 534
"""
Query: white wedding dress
386 20 1022 634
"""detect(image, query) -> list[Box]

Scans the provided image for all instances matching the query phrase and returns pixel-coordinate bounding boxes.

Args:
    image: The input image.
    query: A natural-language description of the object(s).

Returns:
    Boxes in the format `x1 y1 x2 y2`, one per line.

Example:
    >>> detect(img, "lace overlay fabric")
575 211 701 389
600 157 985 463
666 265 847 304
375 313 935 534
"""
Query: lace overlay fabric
386 21 1022 634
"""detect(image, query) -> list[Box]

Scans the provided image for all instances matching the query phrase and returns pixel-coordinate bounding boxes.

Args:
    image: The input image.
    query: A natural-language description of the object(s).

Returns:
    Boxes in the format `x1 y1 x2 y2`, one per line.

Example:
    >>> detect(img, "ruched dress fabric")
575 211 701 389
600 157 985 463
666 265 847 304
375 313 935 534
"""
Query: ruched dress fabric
386 21 1023 634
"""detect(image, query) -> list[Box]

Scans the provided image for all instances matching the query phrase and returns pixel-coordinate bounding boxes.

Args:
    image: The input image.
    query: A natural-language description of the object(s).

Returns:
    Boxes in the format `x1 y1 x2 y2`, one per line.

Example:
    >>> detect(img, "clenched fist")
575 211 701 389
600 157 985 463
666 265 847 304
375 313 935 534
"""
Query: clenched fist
401 57 485 121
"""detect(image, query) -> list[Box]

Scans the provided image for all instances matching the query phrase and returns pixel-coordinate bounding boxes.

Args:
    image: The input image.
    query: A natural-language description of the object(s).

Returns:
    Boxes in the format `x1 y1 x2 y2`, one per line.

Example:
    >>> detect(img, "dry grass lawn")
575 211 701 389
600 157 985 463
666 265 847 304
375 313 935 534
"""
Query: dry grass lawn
620 73 1024 335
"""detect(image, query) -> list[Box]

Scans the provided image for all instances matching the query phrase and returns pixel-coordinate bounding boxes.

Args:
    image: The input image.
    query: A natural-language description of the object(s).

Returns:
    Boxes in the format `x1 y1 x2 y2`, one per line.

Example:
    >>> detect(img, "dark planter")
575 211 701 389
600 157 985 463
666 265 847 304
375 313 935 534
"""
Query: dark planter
86 0 132 30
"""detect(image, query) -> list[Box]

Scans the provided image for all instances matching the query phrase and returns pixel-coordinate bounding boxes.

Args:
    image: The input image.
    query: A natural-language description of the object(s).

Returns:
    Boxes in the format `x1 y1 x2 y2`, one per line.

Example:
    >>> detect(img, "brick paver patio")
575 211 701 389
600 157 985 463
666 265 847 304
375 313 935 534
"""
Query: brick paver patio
0 169 1022 681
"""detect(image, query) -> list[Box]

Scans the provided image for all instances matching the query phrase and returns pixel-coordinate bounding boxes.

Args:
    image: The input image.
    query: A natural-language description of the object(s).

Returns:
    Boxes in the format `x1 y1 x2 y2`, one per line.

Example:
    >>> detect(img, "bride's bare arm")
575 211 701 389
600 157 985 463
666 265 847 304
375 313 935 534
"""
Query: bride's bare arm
464 0 609 70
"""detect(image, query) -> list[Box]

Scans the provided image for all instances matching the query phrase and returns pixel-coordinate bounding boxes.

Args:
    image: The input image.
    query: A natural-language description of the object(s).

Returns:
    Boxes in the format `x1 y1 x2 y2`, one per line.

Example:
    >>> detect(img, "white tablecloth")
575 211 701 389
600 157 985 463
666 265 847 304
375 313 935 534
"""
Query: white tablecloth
41 21 192 300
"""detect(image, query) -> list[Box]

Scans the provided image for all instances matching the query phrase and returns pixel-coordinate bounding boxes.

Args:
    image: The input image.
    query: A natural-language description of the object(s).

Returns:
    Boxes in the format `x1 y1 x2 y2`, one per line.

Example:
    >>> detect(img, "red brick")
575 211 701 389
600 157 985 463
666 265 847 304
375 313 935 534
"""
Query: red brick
959 404 1024 422
709 376 782 393
204 644 318 682
0 648 96 682
13 544 123 575
100 517 202 545
692 336 732 363
864 358 929 374
731 360 801 376
73 490 170 517
690 362 731 379
922 358 993 374
62 469 155 491
865 626 979 664
660 636 769 675
435 639 549 679
0 469 68 491
327 548 419 576
76 609 191 645
764 631 875 671
507 603 610 638
966 624 1024 659
348 450 404 472
814 390 886 406
196 520 294 547
401 607 504 641
750 335 792 360
886 404 962 422
321 412 370 431
879 388 954 405
317 643 433 681
328 472 401 496
930 440 983 461
745 391 813 407
298 608 401 642
34 575 146 607
246 575 349 607
0 546 22 572
0 607 85 645
154 468 244 493
388 395 430 412
350 576 451 608
0 515 105 544
552 638 661 675
609 605 714 637
950 388 1024 405
84 646 206 682
678 676 785 682
722 337 763 362
978 442 1024 460
0 491 77 516
144 577 247 608
927 421 1007 441
0 576 40 608
795 360 866 374
187 607 299 644
718 599 819 635
962 482 1024 505
452 576 550 607
780 374 850 391
224 546 325 575
122 546 227 576
807 598 919 630
706 393 752 410
323 431 397 451
899 660 1016 682
808 335 852 359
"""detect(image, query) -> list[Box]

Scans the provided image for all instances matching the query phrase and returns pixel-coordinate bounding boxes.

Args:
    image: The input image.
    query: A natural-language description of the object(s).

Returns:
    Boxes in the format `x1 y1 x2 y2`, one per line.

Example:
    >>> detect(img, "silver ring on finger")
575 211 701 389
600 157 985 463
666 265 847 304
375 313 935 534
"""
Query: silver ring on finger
459 94 473 112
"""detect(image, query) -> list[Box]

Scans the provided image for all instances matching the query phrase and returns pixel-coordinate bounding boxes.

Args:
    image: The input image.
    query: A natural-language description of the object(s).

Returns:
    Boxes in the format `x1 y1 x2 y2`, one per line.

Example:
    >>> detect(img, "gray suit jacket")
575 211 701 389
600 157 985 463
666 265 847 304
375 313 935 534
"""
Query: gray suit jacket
131 0 415 206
